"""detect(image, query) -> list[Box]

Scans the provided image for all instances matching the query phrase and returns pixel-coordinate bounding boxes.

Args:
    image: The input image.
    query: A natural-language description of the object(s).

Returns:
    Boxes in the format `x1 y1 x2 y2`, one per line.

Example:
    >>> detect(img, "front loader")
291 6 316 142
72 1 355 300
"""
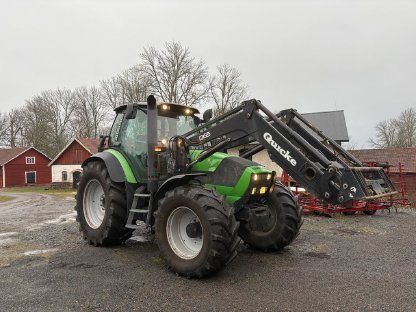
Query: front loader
75 95 397 277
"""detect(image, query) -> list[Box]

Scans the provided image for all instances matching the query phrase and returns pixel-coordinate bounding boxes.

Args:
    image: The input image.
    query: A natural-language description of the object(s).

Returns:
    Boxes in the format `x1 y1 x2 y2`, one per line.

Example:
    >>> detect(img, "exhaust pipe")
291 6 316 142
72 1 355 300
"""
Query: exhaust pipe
147 95 158 193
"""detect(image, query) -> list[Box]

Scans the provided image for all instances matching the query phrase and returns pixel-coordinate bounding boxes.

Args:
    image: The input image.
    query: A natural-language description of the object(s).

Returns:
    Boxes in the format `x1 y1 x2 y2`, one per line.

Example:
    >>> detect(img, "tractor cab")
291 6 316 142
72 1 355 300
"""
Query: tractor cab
106 102 202 183
110 102 200 150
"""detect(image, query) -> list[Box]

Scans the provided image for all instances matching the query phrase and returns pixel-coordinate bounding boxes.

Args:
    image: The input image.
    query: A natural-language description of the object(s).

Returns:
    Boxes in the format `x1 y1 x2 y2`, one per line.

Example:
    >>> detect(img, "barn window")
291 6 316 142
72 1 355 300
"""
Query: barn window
62 171 68 181
26 156 36 164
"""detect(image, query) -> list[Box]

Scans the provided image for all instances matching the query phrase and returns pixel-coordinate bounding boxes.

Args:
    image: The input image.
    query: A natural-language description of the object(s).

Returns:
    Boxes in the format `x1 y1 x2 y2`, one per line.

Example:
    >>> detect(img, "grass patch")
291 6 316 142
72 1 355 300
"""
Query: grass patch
1 186 75 199
0 239 30 268
151 256 165 265
0 195 13 203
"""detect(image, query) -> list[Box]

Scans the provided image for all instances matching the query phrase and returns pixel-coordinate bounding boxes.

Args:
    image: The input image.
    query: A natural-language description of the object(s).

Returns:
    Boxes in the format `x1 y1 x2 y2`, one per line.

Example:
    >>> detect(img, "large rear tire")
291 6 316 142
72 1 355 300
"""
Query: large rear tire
155 185 240 278
238 182 303 251
75 161 133 246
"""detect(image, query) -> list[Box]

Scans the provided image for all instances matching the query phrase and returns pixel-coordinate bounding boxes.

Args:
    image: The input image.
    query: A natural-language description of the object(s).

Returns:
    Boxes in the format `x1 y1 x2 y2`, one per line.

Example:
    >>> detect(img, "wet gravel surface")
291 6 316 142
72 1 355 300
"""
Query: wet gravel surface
1 192 416 312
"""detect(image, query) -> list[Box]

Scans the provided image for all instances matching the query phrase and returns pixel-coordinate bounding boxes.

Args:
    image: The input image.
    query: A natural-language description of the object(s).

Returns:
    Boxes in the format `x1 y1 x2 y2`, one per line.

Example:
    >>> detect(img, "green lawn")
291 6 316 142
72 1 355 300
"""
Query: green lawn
0 195 13 203
0 186 76 199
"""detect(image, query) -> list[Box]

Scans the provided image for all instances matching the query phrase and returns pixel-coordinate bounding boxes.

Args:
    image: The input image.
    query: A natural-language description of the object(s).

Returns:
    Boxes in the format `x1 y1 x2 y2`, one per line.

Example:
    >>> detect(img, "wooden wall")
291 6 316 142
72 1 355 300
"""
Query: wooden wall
53 141 92 165
4 149 51 187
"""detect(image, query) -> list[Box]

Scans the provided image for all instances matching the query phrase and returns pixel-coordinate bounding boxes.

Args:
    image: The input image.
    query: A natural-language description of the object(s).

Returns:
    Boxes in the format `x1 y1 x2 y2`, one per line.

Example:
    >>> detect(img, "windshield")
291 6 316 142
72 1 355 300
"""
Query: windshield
157 115 197 141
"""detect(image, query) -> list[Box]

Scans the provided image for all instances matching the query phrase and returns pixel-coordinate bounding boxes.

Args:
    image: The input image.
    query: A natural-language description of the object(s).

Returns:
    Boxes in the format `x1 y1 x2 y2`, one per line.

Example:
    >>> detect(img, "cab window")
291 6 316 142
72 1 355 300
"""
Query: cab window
110 112 124 143
118 110 147 156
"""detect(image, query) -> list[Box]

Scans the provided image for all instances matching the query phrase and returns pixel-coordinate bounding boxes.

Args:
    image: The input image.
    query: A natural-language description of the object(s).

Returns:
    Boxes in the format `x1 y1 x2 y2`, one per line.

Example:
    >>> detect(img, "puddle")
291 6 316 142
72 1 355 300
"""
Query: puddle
0 232 19 238
0 238 19 247
44 212 76 225
129 235 152 243
23 248 59 256
28 212 76 231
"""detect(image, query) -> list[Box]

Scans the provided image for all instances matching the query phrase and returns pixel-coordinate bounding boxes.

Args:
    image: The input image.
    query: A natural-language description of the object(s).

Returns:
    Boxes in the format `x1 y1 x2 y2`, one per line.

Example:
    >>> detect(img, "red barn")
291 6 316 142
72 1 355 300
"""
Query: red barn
48 138 100 188
350 148 416 205
0 147 51 188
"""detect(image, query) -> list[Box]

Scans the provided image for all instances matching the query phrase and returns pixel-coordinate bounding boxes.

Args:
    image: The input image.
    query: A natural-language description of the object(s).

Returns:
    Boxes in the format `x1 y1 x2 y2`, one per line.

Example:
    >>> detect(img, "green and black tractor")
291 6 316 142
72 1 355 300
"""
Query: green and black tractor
76 95 397 277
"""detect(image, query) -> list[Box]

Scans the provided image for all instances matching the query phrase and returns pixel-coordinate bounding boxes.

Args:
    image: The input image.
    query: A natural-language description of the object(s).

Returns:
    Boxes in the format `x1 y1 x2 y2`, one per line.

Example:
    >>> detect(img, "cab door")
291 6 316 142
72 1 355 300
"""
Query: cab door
110 109 148 183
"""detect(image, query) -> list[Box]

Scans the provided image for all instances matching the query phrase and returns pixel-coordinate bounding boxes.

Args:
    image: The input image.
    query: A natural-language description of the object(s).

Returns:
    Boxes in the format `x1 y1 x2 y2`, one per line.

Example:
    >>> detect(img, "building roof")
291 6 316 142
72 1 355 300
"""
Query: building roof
301 110 349 142
0 147 51 166
77 138 100 154
0 147 28 166
349 148 416 173
48 138 100 167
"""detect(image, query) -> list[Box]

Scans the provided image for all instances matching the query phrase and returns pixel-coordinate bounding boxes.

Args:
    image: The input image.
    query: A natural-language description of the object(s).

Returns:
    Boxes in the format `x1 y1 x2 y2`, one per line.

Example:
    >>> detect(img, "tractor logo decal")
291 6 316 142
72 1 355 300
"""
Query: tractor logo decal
199 131 211 141
264 132 297 167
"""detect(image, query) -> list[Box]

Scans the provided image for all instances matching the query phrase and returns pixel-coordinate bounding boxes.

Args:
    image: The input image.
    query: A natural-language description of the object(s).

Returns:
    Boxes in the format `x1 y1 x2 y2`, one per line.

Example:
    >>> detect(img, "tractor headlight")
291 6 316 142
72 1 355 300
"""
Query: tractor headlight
251 173 270 184
250 172 276 196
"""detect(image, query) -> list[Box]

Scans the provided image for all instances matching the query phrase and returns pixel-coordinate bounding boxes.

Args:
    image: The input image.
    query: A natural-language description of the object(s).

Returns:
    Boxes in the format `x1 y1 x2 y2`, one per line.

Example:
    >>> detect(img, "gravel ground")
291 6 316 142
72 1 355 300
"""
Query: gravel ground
0 192 416 312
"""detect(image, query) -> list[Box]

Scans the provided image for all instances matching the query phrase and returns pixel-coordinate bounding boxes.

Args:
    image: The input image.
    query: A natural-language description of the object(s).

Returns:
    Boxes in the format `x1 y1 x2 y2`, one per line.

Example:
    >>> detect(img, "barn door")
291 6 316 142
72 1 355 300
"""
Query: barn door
26 172 36 184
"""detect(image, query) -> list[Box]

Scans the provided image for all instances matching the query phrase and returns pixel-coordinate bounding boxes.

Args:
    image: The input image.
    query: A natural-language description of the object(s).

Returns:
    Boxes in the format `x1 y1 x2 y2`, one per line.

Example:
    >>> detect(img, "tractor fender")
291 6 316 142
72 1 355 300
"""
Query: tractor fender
153 173 206 206
82 152 127 183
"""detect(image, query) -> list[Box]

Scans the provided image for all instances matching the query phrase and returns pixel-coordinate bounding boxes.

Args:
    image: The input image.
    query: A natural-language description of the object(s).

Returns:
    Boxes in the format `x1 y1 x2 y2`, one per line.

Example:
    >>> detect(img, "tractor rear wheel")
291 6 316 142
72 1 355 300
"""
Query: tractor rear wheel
155 185 240 278
75 161 133 246
238 182 303 251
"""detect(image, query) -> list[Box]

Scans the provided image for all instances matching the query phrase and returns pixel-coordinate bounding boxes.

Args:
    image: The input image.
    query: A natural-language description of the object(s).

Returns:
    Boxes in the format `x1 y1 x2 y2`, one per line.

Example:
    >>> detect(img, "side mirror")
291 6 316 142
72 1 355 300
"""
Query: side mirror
193 116 202 127
125 104 137 119
203 109 213 123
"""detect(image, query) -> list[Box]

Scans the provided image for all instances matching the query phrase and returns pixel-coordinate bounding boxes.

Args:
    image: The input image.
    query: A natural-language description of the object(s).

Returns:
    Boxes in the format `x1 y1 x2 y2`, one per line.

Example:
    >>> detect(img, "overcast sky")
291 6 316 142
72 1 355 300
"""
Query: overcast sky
1 0 415 147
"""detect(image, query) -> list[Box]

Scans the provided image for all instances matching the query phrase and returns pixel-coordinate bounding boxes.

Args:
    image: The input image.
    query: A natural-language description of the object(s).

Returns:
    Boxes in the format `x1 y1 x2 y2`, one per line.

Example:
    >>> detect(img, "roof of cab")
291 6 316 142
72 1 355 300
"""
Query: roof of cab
114 102 200 114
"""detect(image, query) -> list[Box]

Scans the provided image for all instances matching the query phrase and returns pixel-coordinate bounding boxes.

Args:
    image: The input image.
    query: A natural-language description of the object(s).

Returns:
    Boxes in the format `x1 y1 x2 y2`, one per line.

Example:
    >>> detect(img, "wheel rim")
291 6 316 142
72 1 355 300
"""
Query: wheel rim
166 206 203 260
83 179 106 229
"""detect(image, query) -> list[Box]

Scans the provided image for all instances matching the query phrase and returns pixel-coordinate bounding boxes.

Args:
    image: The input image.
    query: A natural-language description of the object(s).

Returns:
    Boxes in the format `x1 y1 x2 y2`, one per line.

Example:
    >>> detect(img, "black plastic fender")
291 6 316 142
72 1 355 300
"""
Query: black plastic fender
153 173 206 207
82 152 126 183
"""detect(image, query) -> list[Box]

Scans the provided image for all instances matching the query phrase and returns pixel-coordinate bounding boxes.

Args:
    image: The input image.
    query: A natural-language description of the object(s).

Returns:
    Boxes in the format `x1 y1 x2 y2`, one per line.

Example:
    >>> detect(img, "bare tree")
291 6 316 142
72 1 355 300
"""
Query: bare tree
0 109 25 147
41 89 76 154
140 41 209 106
74 86 110 139
395 108 416 147
7 109 24 147
370 108 416 148
369 119 397 148
0 112 8 145
73 87 94 138
210 64 248 117
100 76 123 109
21 95 55 156
118 66 151 103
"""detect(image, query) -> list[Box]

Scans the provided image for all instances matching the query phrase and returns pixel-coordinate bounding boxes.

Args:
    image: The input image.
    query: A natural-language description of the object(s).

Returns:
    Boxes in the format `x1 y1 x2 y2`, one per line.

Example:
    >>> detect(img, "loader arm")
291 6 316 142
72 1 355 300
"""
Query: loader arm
184 99 397 204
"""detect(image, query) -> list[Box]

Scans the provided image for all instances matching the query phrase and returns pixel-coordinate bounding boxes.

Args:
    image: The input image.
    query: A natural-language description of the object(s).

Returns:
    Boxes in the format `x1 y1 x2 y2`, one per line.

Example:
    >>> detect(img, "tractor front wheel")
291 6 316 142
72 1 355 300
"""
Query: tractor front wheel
238 182 303 251
155 185 240 278
75 161 133 246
